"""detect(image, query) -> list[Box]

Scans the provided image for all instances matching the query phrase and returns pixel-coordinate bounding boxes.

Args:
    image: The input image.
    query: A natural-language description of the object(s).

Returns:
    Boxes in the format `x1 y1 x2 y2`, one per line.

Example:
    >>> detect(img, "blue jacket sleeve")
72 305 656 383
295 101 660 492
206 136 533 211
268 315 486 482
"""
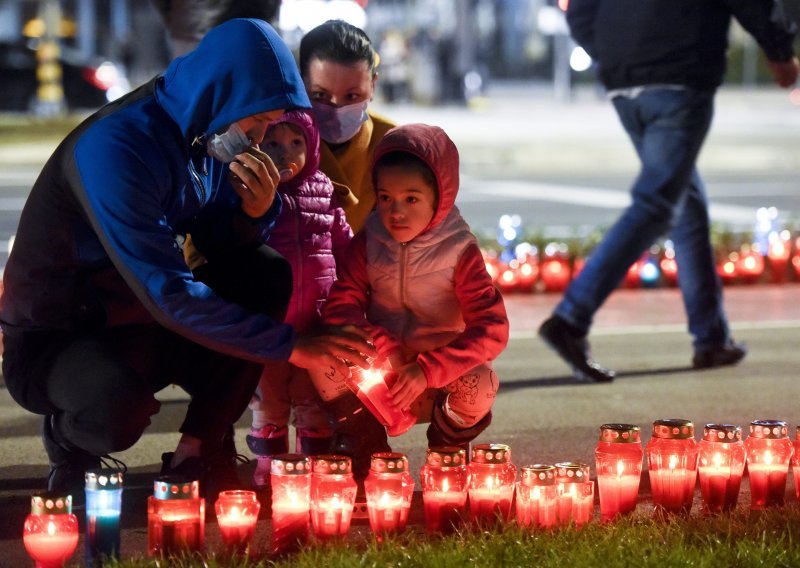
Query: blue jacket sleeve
72 129 295 362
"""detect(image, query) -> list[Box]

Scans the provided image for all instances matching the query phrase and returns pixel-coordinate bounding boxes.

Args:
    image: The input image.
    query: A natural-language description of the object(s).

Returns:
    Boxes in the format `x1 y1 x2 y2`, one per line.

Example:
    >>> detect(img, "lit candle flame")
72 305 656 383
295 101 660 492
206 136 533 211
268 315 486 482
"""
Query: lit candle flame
532 486 541 500
713 452 723 469
765 450 773 466
616 460 625 478
379 492 392 507
229 506 241 520
442 478 450 493
668 455 678 470
47 521 56 536
359 368 384 389
485 475 494 490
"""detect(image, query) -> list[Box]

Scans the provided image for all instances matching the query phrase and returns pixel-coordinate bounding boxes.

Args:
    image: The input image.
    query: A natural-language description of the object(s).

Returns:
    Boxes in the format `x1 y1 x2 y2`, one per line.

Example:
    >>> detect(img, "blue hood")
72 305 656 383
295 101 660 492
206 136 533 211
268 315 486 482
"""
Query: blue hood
155 18 311 142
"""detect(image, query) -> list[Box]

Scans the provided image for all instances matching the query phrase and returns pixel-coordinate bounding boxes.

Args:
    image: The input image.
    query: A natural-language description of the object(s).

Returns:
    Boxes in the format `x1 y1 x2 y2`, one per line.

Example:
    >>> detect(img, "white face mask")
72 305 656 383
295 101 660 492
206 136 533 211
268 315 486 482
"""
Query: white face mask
312 100 369 144
206 122 250 163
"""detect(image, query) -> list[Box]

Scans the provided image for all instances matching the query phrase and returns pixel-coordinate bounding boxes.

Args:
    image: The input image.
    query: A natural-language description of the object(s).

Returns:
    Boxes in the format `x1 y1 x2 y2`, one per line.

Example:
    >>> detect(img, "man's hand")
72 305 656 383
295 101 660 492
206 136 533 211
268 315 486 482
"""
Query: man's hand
229 146 281 218
289 327 377 378
768 57 799 88
387 362 427 411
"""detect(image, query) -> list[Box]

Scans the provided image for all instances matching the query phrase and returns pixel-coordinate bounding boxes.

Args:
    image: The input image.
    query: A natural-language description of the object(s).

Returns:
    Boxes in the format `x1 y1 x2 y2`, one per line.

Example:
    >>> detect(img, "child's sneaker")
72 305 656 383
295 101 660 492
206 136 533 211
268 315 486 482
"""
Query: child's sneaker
246 424 289 488
295 427 333 456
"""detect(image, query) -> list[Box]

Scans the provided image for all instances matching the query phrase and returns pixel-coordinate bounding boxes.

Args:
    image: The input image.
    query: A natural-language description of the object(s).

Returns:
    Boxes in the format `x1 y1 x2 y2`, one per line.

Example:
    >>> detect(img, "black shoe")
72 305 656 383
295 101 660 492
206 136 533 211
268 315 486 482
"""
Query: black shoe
325 393 391 481
160 447 249 501
538 315 615 383
42 416 101 503
692 340 747 369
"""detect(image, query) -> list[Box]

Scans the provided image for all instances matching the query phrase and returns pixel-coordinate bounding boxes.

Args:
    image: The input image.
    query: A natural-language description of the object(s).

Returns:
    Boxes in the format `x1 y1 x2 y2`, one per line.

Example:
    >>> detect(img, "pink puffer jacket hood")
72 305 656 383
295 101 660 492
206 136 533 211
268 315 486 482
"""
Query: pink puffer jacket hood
266 109 320 190
370 123 459 235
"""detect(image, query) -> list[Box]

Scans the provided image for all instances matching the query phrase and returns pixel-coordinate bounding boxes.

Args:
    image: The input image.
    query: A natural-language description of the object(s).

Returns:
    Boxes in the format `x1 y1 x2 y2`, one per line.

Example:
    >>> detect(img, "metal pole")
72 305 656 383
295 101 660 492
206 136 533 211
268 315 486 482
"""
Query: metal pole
36 0 65 116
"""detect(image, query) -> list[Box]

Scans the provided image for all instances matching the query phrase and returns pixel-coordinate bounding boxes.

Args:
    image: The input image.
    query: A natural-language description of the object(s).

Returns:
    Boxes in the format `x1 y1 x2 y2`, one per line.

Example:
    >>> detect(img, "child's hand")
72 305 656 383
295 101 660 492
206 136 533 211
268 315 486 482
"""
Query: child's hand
387 362 427 411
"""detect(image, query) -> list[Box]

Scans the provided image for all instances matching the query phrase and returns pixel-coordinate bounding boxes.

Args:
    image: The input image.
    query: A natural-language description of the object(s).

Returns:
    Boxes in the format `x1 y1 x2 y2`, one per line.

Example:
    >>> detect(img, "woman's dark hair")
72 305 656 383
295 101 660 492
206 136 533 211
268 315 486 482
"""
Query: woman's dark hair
299 19 377 77
374 151 439 204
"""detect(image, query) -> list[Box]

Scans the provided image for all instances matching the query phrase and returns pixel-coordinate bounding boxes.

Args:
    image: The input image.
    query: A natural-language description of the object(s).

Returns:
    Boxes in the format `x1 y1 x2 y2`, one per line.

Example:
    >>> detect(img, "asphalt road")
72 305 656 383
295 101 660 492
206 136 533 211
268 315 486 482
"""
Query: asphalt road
0 84 799 269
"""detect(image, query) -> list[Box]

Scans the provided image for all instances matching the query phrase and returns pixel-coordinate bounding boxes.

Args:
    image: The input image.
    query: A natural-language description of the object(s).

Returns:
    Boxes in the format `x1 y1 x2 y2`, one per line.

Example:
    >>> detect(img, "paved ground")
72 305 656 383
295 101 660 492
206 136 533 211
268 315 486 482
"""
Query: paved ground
1 283 799 566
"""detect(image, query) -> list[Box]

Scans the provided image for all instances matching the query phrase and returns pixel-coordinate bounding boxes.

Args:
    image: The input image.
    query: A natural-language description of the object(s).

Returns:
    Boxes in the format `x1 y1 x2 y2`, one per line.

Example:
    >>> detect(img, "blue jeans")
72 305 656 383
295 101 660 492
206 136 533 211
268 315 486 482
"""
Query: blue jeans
554 87 731 350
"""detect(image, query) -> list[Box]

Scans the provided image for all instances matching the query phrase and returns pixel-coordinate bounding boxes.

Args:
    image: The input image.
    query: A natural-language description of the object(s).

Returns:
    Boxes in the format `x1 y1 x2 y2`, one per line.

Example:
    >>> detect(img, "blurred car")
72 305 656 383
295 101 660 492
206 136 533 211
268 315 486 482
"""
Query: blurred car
0 40 131 112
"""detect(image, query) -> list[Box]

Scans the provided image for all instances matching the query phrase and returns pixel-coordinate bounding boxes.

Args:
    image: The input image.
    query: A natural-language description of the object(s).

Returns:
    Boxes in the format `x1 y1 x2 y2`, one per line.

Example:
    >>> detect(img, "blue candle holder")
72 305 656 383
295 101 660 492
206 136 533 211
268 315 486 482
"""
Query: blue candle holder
85 469 123 565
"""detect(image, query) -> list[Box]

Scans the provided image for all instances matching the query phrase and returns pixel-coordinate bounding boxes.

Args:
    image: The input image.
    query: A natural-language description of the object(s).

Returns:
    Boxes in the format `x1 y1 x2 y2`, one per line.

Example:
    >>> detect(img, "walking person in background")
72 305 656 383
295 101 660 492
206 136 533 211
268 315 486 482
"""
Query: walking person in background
299 19 397 233
309 124 509 480
539 0 799 382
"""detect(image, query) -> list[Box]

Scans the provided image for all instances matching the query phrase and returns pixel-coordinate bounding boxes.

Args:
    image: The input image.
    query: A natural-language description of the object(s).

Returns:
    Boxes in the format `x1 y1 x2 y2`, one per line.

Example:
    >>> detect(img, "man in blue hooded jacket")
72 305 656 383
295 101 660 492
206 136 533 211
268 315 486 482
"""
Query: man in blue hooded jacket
0 19 374 498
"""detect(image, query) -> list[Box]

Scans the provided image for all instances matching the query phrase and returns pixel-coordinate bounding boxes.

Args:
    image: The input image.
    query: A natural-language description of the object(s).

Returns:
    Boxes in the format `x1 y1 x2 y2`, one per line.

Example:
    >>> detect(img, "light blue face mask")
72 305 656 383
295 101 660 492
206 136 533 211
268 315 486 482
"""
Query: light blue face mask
206 122 250 163
312 100 369 144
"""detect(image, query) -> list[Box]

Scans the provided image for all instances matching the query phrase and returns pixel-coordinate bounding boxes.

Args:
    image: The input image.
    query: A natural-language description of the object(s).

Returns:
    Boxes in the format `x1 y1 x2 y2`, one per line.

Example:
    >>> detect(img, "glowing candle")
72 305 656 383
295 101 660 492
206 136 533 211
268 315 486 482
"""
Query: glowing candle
595 423 643 521
345 367 415 436
697 424 745 514
147 477 204 556
364 453 414 539
555 462 594 526
85 469 123 565
420 446 469 534
745 420 794 509
310 455 357 539
270 453 311 555
215 490 260 555
646 419 698 515
516 464 557 529
468 444 516 526
23 493 79 568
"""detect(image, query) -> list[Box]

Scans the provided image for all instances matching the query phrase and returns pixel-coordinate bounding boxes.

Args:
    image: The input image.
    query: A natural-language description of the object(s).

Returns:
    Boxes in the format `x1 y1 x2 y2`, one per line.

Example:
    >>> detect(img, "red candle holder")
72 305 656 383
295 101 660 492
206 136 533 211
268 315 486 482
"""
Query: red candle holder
767 231 791 283
744 420 794 510
717 252 739 284
147 477 204 556
467 444 516 526
345 366 415 436
735 247 764 284
595 423 643 522
555 462 594 526
540 257 571 292
697 424 745 514
420 446 469 534
270 453 311 555
364 453 415 540
310 455 357 540
646 419 698 515
792 237 800 279
793 427 800 502
23 493 79 568
215 490 260 555
515 464 557 529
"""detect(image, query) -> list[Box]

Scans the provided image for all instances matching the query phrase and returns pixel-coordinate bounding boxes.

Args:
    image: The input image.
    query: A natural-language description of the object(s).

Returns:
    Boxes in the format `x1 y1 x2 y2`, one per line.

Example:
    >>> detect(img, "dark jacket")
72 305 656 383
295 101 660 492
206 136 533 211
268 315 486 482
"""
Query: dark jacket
0 19 310 362
567 0 797 91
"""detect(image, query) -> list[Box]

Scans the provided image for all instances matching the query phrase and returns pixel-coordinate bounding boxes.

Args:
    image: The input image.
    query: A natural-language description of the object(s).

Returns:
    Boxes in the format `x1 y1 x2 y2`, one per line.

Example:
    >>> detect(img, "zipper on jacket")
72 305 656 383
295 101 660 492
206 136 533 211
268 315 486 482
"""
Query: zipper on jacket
290 194 303 310
399 243 412 340
188 158 207 203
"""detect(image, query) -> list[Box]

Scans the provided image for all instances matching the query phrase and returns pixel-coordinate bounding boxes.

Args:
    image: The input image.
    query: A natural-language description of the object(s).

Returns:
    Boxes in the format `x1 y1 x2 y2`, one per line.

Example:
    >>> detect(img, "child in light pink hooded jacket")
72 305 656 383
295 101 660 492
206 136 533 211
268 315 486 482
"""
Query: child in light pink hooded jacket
309 123 509 479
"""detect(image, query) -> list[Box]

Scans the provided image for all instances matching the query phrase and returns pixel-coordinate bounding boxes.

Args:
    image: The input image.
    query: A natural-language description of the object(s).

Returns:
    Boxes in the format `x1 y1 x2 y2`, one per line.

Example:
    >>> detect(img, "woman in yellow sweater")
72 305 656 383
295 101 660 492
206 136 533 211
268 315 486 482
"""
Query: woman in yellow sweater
299 19 396 233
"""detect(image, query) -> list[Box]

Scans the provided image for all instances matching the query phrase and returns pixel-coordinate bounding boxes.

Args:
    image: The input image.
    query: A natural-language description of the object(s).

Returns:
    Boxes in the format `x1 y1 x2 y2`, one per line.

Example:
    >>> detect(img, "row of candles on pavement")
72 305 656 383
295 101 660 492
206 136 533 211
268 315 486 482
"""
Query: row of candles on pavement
23 418 800 565
485 233 800 293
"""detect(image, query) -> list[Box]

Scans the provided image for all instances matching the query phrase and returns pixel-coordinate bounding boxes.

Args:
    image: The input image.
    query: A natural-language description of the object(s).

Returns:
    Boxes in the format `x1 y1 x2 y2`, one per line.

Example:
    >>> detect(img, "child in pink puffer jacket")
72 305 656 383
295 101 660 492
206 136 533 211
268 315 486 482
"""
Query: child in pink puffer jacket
246 110 353 487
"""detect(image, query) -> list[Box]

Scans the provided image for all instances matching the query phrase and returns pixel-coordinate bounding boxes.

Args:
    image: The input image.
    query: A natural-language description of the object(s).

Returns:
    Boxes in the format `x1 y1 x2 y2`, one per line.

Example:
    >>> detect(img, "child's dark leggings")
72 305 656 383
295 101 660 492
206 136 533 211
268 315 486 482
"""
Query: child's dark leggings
1 244 292 456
